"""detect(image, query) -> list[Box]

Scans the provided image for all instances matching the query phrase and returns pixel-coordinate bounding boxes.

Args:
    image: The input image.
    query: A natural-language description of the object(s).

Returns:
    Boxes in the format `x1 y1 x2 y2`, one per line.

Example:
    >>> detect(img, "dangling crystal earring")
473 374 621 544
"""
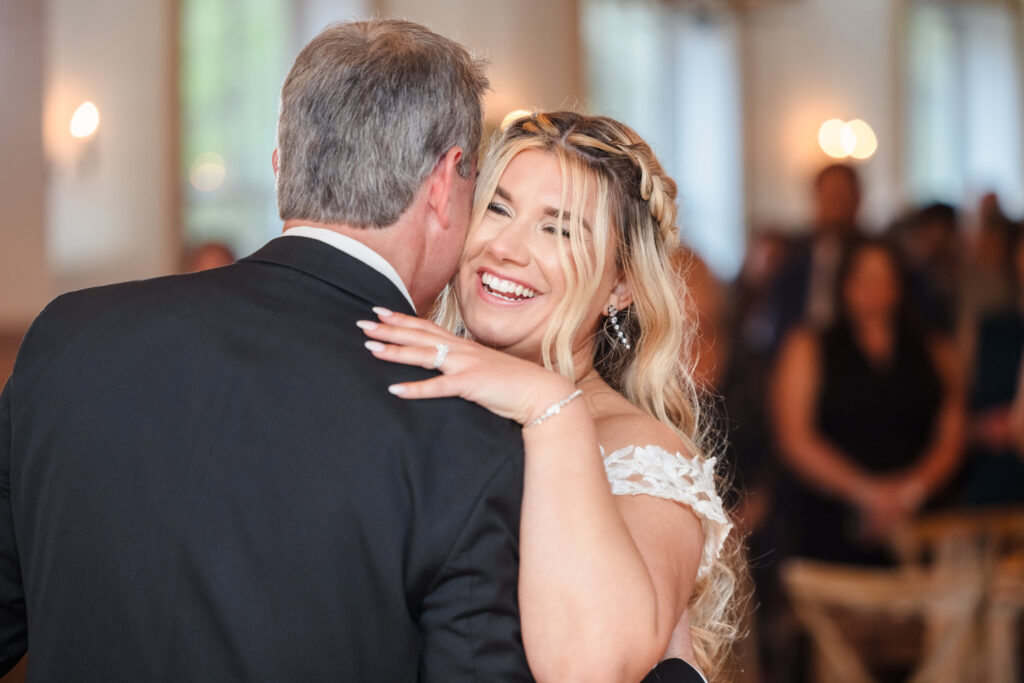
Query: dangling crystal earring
607 304 631 350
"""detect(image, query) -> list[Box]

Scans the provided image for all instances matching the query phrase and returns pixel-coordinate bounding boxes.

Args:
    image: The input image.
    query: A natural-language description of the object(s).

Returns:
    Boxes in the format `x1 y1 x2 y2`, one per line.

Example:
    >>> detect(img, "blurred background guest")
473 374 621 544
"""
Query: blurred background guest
715 229 792 683
958 193 1020 355
766 163 865 352
672 247 728 392
962 227 1024 505
184 241 236 272
967 193 1018 310
719 229 791 522
771 237 965 565
1011 361 1024 455
893 202 962 335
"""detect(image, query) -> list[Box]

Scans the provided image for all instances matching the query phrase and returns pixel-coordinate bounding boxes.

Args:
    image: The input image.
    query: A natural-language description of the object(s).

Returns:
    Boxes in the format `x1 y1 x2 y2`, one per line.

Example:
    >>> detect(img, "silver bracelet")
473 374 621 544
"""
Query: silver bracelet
525 389 583 429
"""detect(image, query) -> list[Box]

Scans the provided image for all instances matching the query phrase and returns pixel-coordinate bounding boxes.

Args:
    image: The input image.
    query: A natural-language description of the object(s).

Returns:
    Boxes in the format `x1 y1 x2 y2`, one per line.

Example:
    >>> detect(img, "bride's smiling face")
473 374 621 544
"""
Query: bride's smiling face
455 149 625 361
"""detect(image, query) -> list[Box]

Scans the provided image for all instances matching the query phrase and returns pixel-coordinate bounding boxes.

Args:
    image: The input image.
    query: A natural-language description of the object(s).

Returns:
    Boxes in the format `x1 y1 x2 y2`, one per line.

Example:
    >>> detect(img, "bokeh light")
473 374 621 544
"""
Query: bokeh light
818 119 848 159
70 102 100 139
846 119 878 160
189 152 227 192
818 118 878 161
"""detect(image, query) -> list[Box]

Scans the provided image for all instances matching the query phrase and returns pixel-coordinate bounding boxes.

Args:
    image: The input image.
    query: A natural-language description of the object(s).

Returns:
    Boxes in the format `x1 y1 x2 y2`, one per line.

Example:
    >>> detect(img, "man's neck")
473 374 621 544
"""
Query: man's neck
283 218 425 302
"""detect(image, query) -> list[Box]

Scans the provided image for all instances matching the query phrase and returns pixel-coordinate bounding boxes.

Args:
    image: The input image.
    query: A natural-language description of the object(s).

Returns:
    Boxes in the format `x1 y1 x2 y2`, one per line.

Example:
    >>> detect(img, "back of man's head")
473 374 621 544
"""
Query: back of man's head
276 20 488 228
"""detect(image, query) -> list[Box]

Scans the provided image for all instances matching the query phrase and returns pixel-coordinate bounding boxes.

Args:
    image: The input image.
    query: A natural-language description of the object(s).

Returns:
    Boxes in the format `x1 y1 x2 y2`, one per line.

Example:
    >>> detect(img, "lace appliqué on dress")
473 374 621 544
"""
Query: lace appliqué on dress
601 445 731 580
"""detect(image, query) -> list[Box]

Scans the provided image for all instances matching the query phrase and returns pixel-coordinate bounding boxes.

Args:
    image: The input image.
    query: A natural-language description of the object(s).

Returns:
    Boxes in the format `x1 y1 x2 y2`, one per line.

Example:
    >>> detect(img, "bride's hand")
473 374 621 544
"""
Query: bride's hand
358 307 576 426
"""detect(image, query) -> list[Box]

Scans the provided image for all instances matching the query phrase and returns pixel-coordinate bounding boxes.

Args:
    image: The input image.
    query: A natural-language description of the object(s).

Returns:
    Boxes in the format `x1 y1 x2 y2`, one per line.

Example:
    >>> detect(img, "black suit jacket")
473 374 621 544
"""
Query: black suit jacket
0 236 531 681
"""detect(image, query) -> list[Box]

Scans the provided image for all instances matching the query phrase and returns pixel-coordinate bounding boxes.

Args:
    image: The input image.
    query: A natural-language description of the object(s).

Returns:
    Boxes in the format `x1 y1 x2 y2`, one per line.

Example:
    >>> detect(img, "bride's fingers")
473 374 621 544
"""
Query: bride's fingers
364 340 459 372
387 375 460 400
358 320 452 349
372 307 451 336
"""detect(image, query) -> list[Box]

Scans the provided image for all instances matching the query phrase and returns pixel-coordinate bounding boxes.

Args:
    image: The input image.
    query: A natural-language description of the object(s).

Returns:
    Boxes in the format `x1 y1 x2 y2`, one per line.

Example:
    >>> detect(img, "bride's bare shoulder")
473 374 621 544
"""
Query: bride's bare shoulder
591 397 687 457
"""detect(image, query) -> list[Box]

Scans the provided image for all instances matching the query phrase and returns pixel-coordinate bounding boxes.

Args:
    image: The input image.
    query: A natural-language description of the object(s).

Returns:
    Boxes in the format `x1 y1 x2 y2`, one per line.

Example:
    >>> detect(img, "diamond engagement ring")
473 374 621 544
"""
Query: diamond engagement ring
432 343 450 370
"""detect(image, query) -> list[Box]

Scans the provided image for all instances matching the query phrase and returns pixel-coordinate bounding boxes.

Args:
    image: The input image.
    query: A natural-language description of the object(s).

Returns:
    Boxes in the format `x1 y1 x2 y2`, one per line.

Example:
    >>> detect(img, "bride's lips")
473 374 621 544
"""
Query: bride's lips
475 268 541 306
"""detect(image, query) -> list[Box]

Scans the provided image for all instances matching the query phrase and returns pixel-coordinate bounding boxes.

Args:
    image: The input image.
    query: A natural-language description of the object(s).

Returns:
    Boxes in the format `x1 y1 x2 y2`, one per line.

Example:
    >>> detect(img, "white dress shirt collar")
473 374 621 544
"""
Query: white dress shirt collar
281 226 416 313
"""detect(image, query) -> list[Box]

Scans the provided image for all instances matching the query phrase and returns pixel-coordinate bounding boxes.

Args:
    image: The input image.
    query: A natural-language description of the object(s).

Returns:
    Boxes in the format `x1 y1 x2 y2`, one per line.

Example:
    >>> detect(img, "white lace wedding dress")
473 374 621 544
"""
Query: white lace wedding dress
602 444 731 579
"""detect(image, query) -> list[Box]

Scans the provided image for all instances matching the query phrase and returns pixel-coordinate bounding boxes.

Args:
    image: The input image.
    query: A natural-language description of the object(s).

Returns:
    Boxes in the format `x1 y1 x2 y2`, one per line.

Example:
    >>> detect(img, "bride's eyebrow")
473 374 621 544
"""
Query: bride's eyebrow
543 206 591 233
494 186 513 202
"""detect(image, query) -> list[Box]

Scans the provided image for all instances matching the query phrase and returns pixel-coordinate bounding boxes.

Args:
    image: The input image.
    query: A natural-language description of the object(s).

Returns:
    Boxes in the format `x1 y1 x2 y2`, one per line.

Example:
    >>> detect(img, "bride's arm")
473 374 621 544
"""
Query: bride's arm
360 310 701 682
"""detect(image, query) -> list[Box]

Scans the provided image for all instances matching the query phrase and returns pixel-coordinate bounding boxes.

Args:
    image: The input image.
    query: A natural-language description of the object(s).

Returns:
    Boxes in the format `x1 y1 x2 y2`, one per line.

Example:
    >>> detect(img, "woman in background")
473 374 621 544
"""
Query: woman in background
772 237 964 564
361 112 744 682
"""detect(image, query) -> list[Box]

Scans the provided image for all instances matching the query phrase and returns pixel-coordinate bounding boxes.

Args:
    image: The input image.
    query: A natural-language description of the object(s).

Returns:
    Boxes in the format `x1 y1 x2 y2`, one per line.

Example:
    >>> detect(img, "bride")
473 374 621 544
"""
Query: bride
359 112 743 682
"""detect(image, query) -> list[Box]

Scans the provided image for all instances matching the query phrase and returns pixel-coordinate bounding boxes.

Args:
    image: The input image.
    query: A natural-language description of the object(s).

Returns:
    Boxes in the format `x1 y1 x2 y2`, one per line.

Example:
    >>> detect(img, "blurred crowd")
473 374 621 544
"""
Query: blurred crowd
682 163 1024 680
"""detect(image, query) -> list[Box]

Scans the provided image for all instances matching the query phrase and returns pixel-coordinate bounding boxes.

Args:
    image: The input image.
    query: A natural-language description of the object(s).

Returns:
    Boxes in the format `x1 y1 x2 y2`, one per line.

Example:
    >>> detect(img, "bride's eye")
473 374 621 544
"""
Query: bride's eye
486 202 511 218
540 224 573 240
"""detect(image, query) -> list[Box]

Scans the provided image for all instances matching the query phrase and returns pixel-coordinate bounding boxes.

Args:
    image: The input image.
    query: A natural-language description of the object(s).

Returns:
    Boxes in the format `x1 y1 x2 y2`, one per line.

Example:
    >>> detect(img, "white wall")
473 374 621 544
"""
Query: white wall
44 0 177 293
295 0 372 45
743 0 901 232
379 0 583 126
0 0 52 328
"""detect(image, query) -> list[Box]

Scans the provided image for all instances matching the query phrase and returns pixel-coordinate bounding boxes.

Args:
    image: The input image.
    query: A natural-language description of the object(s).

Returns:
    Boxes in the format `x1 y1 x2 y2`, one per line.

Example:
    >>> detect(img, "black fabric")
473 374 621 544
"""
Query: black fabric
964 310 1024 506
816 324 942 474
640 658 706 683
784 324 943 565
0 236 532 682
968 311 1024 412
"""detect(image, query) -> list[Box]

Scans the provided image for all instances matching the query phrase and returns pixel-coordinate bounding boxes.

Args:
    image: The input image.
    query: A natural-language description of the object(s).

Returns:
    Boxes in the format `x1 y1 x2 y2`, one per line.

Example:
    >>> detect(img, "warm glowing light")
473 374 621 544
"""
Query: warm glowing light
818 118 878 161
500 109 532 130
846 119 878 160
70 102 100 139
840 125 857 155
189 152 226 192
818 119 848 159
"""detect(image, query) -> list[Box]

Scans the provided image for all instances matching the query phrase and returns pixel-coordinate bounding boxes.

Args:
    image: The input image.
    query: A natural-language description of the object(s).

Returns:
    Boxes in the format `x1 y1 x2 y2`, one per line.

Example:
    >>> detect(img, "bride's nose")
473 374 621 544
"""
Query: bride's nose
483 222 530 265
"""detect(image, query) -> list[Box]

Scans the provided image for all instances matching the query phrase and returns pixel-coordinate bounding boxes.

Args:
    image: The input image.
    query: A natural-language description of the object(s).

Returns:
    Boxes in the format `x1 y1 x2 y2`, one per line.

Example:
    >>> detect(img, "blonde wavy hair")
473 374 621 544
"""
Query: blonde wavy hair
435 111 746 678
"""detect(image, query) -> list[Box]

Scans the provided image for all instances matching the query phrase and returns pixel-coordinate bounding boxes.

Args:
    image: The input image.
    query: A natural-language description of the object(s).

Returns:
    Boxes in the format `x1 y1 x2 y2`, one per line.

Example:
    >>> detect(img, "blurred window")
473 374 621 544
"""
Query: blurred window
180 0 292 257
582 0 745 279
906 0 1024 217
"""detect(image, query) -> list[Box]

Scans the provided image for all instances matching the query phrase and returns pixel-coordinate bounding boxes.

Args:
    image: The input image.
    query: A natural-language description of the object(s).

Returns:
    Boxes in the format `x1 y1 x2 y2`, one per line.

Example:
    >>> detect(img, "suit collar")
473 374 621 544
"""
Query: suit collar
242 237 416 315
280 227 415 311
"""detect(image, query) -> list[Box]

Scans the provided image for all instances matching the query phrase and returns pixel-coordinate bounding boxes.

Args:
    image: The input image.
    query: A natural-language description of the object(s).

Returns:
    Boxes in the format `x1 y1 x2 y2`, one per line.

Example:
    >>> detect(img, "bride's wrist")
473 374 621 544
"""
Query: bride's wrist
522 379 582 428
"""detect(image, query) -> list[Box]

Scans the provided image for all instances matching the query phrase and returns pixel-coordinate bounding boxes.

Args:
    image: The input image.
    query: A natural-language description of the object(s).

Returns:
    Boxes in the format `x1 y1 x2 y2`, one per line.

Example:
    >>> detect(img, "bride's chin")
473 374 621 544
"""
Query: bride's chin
461 321 539 359
460 321 510 348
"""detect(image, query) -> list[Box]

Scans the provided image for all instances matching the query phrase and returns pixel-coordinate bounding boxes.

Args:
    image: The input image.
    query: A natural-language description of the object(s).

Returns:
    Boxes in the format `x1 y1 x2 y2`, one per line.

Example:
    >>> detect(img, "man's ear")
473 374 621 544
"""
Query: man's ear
272 148 279 176
605 272 633 313
427 147 465 230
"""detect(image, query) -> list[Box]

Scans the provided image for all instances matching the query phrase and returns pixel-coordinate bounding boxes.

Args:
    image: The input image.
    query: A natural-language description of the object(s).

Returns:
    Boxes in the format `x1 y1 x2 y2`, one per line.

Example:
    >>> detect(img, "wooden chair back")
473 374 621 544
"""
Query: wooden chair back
782 559 984 683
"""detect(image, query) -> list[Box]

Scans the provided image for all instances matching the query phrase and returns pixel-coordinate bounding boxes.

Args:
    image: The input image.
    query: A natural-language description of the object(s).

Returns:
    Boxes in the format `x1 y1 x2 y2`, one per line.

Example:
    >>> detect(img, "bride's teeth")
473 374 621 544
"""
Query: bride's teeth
480 272 538 300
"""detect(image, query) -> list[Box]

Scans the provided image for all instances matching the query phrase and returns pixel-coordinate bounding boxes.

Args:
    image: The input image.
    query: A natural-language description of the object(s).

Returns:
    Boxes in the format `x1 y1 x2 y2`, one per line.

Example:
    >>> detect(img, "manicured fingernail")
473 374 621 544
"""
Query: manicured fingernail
356 320 378 330
372 306 393 318
364 340 385 352
388 384 407 395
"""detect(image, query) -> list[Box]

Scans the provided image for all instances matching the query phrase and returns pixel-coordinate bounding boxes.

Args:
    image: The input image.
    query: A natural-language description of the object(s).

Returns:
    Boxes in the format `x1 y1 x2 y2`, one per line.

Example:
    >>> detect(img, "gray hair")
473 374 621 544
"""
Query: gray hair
276 20 489 227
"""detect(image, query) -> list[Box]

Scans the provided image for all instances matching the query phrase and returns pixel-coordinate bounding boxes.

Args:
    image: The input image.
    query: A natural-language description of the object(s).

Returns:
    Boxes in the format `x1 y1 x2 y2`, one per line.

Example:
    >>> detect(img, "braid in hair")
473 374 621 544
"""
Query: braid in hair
620 143 679 246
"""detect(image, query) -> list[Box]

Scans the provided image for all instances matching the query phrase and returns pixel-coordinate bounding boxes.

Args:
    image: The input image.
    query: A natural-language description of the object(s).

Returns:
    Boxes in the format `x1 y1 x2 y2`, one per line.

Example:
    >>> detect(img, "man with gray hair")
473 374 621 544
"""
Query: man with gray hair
0 20 532 681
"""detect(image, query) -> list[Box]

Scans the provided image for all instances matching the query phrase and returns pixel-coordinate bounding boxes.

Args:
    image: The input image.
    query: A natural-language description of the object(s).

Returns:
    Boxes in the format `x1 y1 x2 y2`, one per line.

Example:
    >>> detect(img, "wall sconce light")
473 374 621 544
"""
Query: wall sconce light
818 118 877 160
70 102 100 139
